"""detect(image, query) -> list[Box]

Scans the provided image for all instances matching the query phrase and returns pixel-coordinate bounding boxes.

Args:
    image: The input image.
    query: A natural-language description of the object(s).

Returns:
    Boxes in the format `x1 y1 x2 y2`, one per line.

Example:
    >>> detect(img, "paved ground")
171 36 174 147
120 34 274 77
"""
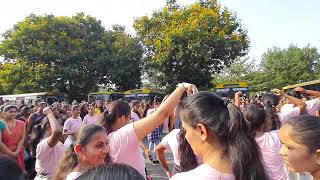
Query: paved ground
145 151 174 180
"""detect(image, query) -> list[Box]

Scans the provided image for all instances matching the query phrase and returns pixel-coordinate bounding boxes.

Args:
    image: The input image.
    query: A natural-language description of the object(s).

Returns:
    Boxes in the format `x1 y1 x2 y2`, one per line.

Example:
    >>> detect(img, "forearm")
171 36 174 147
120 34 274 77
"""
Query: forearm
0 143 15 156
234 95 241 108
48 114 62 133
157 149 170 172
305 90 320 97
134 87 186 140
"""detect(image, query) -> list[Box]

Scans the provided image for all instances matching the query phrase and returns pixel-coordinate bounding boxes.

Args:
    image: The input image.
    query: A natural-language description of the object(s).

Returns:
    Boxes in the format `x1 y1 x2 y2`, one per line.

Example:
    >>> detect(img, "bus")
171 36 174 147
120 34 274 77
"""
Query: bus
87 91 124 103
215 82 249 98
283 79 320 92
124 89 163 101
0 92 66 106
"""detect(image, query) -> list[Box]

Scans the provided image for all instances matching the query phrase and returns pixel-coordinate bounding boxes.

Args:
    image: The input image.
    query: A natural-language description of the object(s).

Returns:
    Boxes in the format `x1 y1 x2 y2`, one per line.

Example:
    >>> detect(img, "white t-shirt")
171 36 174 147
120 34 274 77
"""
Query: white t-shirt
170 164 235 180
255 131 287 180
305 98 320 116
108 123 146 178
277 107 300 124
66 172 82 180
35 138 65 176
161 129 181 165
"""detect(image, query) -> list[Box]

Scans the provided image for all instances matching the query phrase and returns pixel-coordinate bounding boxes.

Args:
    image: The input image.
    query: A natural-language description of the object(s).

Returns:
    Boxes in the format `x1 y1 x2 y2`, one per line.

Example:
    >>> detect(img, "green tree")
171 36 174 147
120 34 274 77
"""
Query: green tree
107 25 143 91
213 57 254 83
0 13 143 99
259 45 320 90
0 60 51 94
134 0 249 91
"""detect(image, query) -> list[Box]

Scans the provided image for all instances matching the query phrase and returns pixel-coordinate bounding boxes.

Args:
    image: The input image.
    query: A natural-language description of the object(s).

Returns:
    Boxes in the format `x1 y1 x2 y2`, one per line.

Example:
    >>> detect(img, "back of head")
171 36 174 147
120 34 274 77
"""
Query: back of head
100 100 130 134
287 89 302 99
243 104 267 137
0 155 25 180
77 164 144 180
180 92 268 180
262 93 279 108
262 93 281 131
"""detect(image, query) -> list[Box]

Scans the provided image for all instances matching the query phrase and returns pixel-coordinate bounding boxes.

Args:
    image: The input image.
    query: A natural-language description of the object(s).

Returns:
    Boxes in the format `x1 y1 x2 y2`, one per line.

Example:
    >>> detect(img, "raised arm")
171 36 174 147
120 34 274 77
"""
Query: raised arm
234 91 243 108
282 92 307 113
43 107 63 148
156 143 172 177
295 87 320 98
133 83 197 141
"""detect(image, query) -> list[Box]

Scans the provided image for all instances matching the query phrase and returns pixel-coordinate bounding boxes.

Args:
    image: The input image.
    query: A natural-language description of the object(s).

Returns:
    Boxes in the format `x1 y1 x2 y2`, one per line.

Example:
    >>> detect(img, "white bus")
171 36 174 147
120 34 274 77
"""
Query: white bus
0 92 66 106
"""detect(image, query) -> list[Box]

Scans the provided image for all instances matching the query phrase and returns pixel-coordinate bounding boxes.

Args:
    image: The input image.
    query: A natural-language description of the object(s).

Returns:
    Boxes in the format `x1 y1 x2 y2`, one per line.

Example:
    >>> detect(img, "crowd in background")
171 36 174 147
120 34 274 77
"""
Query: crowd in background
0 83 320 180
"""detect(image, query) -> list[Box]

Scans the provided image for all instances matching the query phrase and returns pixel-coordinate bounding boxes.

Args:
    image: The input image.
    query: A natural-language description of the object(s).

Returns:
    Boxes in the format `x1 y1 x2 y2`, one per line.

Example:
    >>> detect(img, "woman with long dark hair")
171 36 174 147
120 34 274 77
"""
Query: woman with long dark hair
262 91 306 131
171 92 269 180
29 107 64 180
100 83 198 178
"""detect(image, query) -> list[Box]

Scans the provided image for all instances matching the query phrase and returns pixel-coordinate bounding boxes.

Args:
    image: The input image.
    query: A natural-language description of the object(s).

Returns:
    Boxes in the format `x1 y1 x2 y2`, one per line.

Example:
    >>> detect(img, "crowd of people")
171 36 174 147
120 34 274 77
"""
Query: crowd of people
0 83 320 180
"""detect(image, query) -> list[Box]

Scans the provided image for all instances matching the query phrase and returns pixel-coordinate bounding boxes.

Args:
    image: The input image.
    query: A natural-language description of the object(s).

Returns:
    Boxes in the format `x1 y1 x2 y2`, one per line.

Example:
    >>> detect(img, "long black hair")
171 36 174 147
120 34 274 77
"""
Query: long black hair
180 92 268 180
177 128 198 172
100 100 130 134
28 118 50 157
262 93 281 131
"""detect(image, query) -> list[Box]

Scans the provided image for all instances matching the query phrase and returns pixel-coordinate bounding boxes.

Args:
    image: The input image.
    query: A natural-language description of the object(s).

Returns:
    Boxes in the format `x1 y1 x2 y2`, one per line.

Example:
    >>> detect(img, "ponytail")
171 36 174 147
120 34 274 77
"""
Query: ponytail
180 92 269 180
28 118 50 157
262 93 281 131
100 111 118 134
178 128 198 172
99 100 130 134
54 145 78 180
264 106 281 131
226 104 268 180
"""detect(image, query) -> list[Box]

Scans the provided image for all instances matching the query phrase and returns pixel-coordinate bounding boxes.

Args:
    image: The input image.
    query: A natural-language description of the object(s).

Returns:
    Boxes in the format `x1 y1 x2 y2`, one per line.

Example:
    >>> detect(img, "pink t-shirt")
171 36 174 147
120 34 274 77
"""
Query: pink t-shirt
63 117 84 133
131 111 140 122
83 115 100 125
305 98 320 116
170 164 235 180
108 123 146 178
255 131 287 180
277 106 300 124
35 138 65 175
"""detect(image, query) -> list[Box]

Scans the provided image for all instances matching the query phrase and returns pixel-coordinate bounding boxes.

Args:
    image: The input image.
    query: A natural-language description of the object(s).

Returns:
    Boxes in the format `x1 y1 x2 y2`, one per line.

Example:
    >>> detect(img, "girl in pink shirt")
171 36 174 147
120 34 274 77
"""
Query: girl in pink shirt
100 83 198 178
243 104 287 180
54 124 109 180
279 115 320 180
170 92 268 180
83 104 100 125
31 107 64 179
63 105 84 147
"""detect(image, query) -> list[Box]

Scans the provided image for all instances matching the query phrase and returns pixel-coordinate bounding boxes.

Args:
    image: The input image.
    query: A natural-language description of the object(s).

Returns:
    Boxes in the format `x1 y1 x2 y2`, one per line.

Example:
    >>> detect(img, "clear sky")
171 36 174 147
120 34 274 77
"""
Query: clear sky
0 0 319 60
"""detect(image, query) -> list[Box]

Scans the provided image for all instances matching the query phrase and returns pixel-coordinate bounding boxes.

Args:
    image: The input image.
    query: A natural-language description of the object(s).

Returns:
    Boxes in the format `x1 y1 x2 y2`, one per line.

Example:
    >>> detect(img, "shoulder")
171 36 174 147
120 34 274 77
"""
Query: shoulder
66 172 82 180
